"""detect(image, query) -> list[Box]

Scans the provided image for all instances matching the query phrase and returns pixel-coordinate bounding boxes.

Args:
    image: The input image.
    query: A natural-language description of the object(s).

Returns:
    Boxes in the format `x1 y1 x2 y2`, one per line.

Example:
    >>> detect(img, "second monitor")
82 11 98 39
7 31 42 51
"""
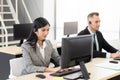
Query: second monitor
13 23 33 46
64 21 78 37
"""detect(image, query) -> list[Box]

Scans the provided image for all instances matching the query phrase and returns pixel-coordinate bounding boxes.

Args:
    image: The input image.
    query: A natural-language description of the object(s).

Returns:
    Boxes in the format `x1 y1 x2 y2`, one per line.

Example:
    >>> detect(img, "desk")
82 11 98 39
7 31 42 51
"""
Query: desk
0 42 61 55
7 58 120 80
0 45 22 55
0 45 22 80
56 42 61 48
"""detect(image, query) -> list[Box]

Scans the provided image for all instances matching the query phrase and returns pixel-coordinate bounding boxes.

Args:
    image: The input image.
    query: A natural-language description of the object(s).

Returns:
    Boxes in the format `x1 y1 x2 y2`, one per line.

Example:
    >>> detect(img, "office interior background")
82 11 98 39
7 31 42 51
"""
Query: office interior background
0 0 120 80
0 0 120 46
19 0 120 42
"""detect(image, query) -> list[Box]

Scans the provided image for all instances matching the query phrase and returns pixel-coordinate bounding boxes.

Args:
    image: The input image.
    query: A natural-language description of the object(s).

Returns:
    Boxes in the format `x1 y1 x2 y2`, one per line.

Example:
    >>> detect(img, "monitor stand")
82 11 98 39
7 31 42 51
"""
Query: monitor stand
17 39 24 47
67 35 69 37
79 61 90 80
64 61 90 80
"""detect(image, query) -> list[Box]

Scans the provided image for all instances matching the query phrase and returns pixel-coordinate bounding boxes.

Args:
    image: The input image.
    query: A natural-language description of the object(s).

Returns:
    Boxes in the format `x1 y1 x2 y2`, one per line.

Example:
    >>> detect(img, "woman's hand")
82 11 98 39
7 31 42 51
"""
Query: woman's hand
44 67 61 72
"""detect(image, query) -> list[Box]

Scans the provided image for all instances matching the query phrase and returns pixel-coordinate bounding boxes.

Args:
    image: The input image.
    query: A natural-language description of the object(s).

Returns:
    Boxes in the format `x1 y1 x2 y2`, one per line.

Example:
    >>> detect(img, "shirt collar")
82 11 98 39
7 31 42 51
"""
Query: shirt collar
37 41 46 49
87 26 95 35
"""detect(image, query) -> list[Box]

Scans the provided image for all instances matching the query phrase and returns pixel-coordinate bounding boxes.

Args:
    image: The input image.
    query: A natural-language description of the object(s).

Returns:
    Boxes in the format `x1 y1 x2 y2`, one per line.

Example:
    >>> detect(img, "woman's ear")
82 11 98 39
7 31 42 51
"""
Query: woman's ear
33 29 36 32
33 29 37 34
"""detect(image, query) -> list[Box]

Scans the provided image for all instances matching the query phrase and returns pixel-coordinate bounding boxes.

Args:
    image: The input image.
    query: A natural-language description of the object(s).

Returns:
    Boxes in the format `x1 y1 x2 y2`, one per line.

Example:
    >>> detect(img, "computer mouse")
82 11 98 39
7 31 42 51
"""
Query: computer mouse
109 60 118 64
36 74 46 79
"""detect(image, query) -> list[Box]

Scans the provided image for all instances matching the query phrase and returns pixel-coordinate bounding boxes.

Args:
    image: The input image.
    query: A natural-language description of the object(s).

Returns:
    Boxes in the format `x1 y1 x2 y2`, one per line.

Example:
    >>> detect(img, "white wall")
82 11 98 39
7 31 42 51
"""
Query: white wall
43 0 55 40
56 0 120 42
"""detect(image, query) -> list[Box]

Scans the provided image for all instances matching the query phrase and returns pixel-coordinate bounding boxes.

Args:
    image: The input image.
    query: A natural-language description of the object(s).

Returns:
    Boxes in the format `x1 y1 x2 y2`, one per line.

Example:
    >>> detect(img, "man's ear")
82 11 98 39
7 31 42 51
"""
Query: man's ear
89 21 91 24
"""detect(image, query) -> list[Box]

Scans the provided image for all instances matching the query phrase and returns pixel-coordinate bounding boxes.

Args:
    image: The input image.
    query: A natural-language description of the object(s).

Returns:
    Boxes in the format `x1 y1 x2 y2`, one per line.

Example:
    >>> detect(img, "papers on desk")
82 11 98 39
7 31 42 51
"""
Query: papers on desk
95 60 120 71
53 77 63 80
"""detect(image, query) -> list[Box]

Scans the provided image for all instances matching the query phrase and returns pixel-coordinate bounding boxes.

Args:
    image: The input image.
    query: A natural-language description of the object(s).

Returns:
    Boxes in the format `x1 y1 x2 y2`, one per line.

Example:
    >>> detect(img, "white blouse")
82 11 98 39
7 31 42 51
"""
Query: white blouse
37 42 46 59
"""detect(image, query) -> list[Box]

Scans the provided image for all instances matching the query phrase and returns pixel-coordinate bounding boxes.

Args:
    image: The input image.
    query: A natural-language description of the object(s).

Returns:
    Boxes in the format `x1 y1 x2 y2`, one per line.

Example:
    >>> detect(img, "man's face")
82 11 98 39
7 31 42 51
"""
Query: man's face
89 15 100 32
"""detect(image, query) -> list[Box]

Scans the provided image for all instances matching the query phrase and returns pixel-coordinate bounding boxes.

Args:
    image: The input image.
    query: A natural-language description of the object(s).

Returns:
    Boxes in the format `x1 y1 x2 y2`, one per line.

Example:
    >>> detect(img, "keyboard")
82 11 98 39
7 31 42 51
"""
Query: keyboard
50 68 81 76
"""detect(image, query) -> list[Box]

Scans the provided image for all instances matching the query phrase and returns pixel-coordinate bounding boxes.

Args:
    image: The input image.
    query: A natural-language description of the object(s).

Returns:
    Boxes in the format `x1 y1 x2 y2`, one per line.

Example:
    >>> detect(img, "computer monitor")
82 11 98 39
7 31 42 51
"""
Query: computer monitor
61 35 93 68
64 21 78 37
13 23 33 46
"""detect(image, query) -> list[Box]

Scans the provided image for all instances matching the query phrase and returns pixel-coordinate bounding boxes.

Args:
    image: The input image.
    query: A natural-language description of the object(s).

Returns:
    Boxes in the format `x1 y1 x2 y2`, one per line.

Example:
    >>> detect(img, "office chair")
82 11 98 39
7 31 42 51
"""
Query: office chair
9 57 25 78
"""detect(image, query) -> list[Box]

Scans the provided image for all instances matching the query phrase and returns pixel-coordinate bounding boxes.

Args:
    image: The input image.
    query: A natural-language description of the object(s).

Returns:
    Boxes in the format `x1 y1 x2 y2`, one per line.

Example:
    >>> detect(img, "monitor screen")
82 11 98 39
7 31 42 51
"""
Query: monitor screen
64 21 78 37
61 35 93 69
13 23 33 46
13 23 33 40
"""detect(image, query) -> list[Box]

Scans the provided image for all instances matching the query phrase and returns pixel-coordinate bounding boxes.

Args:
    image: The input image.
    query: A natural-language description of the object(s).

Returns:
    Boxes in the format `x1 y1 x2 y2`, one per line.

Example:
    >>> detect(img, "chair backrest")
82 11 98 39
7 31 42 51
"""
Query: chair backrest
9 57 25 78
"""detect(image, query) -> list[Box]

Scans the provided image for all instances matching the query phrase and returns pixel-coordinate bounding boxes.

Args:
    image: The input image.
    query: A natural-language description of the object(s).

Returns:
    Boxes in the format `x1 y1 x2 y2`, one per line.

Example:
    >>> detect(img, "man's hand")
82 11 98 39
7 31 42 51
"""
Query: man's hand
110 53 120 58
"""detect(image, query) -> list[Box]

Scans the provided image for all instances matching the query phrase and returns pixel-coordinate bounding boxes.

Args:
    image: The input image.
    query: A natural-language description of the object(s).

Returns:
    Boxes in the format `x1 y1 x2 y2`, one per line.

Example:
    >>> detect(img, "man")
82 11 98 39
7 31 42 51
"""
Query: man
78 12 120 58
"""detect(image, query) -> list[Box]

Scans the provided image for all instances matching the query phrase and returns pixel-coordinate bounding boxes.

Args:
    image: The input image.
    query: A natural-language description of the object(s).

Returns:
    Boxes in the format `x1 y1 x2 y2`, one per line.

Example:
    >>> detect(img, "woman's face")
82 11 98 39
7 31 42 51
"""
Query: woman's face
35 24 50 41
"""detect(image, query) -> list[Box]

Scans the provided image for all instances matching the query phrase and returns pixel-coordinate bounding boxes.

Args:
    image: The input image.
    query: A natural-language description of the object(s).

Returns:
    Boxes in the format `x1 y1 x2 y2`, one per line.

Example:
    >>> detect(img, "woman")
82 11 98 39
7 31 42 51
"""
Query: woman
21 17 61 74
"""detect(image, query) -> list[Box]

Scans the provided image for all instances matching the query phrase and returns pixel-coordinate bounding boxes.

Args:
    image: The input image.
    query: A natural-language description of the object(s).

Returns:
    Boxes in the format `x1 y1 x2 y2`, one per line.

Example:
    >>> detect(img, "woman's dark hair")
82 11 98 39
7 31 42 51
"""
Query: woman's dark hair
27 17 50 48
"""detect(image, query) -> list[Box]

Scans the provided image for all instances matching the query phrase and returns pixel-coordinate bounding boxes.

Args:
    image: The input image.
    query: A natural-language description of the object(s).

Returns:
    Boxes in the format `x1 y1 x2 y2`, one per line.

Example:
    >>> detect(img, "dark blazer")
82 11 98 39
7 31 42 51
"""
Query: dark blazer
78 27 118 58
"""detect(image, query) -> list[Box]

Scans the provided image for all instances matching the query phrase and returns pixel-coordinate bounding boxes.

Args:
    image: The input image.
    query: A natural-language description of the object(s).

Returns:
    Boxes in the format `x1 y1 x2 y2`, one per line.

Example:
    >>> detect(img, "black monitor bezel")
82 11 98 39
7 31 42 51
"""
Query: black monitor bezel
13 23 33 40
61 35 93 69
13 23 33 46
